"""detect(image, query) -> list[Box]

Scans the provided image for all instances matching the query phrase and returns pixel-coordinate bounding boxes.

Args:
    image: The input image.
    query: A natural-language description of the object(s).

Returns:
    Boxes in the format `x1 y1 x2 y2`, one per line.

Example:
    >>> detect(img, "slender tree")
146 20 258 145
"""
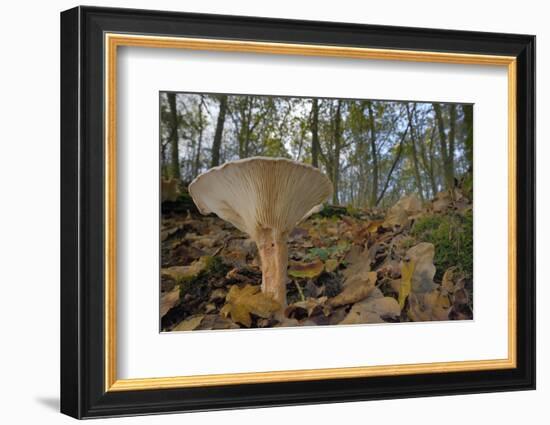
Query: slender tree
406 104 425 201
367 101 379 207
311 98 320 167
166 92 181 180
211 95 228 167
332 101 342 204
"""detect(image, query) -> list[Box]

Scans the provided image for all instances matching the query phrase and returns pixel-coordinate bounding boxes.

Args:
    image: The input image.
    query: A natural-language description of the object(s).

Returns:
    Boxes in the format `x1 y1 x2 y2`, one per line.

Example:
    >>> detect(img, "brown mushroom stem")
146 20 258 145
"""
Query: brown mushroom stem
256 229 288 306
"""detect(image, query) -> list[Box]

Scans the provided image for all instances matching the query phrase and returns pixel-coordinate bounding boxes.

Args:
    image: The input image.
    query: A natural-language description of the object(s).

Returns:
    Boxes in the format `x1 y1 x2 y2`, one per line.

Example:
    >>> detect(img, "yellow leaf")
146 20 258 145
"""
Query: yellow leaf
399 259 415 309
288 259 324 279
221 285 281 327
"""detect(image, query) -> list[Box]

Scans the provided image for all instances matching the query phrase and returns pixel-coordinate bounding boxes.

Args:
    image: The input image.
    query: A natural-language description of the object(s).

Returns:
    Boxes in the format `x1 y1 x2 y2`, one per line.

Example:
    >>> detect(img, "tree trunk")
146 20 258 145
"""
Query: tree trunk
463 104 473 171
434 104 453 190
193 99 204 178
367 102 379 207
166 93 180 180
311 98 320 167
448 104 457 185
376 123 410 205
407 104 425 201
332 101 342 204
211 95 228 167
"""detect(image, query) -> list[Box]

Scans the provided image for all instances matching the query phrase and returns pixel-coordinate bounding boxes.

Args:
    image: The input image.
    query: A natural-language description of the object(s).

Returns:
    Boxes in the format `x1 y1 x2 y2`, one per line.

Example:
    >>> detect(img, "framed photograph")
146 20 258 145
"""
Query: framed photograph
60 6 535 419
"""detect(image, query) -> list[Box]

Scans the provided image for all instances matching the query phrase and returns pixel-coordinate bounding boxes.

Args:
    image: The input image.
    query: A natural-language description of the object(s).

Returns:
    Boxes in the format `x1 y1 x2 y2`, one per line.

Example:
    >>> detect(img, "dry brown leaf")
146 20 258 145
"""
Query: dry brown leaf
329 271 377 307
384 194 423 228
406 243 438 293
285 297 328 320
220 284 281 327
195 314 239 330
160 287 180 317
408 290 451 322
172 314 205 331
161 256 210 282
342 243 384 280
441 267 458 295
384 204 409 228
340 288 401 325
396 194 423 214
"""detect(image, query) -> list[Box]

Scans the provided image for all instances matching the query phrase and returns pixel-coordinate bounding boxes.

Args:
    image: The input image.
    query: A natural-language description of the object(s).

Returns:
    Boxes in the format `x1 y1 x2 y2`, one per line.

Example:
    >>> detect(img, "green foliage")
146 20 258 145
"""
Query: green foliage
306 242 349 262
411 211 473 280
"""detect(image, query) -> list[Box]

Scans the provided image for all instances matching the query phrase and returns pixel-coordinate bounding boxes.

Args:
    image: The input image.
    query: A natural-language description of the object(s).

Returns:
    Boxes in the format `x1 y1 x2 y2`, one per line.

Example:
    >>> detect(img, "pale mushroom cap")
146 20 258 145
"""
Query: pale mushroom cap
188 157 333 239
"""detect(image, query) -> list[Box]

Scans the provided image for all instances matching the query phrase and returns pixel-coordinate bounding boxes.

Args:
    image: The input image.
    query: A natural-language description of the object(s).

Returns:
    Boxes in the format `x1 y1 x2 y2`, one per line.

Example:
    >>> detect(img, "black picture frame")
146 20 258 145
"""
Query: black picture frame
60 5 535 419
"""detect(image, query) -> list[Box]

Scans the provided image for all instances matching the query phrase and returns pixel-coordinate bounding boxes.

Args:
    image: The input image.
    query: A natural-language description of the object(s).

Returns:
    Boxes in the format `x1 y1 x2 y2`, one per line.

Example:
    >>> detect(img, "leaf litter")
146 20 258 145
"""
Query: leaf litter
161 188 473 331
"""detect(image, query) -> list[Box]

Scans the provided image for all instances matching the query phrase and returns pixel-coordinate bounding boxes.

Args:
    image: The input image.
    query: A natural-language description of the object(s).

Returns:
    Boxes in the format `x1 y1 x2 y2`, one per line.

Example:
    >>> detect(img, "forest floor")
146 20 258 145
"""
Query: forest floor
160 188 473 332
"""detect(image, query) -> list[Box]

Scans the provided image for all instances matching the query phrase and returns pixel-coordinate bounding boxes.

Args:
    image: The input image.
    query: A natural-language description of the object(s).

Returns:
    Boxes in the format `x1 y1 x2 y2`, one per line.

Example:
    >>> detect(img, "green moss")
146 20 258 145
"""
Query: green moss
411 211 473 280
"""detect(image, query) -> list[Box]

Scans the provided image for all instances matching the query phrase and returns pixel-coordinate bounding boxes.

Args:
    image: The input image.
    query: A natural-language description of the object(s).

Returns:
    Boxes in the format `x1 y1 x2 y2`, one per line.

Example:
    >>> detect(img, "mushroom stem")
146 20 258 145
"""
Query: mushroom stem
256 229 288 306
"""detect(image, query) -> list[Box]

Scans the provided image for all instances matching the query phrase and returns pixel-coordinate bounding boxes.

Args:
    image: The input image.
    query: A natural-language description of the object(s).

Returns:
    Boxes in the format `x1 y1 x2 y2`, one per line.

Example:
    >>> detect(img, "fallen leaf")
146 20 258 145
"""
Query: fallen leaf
285 297 328 320
399 259 415 310
195 314 239 330
408 290 451 322
340 288 401 324
172 314 205 331
441 267 458 295
160 287 180 317
288 259 324 279
220 285 281 327
384 195 423 227
209 288 227 303
342 243 381 280
406 243 438 293
161 256 211 282
384 204 409 228
396 194 423 214
329 271 377 306
367 219 384 233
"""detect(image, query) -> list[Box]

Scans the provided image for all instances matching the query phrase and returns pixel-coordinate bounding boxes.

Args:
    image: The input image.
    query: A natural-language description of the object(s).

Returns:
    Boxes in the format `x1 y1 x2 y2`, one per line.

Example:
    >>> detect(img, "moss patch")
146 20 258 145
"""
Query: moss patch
412 211 473 280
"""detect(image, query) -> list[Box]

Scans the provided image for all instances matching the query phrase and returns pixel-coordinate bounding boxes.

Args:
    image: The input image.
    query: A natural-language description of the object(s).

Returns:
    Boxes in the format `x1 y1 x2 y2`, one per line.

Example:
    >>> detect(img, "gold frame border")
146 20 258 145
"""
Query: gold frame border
104 33 517 392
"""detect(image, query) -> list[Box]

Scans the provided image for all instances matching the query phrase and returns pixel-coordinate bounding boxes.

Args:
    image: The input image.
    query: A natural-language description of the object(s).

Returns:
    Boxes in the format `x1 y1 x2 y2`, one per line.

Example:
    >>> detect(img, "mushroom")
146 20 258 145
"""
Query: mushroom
188 157 333 306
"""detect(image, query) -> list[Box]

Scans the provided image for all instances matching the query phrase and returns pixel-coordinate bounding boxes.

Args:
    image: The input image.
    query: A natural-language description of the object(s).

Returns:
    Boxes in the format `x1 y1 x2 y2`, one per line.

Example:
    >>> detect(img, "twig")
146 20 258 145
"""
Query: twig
293 280 305 301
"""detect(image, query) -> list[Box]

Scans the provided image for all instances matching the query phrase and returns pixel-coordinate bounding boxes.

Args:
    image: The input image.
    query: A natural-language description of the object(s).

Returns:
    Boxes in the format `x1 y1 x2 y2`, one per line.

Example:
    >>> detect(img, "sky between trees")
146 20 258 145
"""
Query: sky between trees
160 92 473 208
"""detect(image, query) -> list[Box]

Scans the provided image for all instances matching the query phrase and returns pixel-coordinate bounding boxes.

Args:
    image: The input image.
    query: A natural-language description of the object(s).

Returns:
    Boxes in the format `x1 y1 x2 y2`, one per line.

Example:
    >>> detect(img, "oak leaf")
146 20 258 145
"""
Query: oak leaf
220 285 281 327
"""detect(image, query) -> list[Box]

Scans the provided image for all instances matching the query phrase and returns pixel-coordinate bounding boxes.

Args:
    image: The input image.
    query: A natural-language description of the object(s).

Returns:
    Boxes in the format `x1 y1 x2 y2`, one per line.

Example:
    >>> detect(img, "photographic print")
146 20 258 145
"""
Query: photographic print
159 92 474 332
